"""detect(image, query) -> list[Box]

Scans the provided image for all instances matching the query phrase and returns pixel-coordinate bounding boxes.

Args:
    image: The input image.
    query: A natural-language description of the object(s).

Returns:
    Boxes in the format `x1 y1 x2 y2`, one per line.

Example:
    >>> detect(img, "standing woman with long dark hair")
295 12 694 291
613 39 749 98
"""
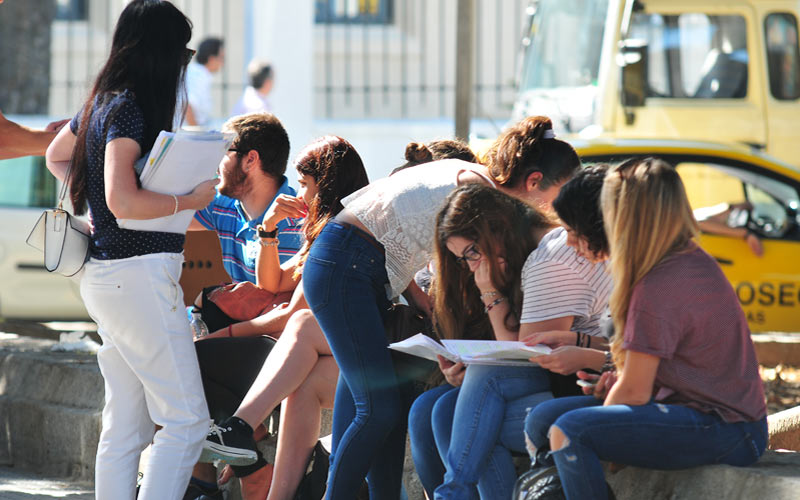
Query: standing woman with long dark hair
45 2 216 499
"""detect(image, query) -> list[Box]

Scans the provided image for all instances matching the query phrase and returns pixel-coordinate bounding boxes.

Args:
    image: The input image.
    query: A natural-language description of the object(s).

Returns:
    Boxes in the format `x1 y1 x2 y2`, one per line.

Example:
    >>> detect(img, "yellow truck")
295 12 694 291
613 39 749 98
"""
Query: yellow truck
514 0 800 166
513 1 800 331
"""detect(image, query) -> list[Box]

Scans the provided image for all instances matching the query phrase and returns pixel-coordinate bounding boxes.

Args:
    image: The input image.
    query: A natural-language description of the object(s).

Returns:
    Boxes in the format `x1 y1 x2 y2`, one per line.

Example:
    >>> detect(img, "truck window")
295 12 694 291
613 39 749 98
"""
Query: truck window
676 162 746 210
519 0 608 91
630 13 748 99
764 13 800 100
677 161 800 239
0 156 58 208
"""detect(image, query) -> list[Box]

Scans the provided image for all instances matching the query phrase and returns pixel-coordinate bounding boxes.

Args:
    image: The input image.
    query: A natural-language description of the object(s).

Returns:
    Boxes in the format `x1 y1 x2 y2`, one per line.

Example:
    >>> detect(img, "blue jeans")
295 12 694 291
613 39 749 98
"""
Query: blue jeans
303 222 403 500
525 396 769 500
433 364 553 500
408 384 459 497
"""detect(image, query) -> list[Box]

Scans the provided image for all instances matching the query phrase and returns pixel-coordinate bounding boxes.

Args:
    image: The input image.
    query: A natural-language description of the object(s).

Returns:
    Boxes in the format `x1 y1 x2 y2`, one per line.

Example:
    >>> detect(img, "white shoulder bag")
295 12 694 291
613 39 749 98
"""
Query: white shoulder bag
25 162 90 277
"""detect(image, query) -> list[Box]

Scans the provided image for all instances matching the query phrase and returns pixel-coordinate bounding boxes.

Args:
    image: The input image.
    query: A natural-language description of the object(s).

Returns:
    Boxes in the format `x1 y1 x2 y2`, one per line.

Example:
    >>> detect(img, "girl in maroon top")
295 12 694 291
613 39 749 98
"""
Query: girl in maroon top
523 158 767 500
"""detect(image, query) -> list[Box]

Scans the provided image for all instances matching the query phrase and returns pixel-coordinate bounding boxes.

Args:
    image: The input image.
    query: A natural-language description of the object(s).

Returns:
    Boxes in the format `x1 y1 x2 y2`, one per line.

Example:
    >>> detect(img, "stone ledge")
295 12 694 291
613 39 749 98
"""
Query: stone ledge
0 337 102 480
0 396 100 479
606 450 800 500
752 333 800 368
769 406 800 451
0 348 102 410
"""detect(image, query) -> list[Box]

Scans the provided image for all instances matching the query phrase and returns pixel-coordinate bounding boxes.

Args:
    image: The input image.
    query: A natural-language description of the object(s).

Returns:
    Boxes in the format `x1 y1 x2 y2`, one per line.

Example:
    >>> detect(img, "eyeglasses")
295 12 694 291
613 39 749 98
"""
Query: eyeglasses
183 48 196 66
228 148 242 155
454 243 482 268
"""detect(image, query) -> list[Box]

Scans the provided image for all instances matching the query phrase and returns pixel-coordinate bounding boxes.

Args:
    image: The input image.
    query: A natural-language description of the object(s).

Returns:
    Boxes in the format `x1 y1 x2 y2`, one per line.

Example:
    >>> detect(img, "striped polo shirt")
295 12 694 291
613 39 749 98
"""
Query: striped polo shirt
520 227 613 337
194 176 304 283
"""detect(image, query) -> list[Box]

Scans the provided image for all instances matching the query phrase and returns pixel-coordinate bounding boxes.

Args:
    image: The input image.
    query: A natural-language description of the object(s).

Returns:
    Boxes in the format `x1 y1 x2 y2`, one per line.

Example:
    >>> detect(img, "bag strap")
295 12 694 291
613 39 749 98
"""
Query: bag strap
57 158 74 210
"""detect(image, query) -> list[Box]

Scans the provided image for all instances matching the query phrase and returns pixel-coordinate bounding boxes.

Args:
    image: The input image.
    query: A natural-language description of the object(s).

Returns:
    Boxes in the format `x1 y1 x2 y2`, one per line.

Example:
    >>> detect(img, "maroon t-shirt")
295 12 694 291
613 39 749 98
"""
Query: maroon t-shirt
622 243 766 423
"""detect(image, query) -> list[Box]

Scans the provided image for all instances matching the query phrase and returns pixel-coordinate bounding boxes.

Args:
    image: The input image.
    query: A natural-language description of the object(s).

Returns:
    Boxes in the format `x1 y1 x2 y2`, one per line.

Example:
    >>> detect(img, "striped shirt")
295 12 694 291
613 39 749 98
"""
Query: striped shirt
194 177 303 283
520 227 613 337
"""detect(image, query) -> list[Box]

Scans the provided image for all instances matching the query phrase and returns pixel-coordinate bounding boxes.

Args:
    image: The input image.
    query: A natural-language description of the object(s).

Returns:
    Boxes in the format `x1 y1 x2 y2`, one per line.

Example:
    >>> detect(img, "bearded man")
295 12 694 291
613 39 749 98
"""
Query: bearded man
189 112 303 283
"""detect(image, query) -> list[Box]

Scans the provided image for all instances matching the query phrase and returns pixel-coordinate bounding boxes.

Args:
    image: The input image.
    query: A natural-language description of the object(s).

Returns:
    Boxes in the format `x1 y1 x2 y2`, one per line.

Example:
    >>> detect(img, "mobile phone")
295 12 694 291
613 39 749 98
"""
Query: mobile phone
576 379 597 388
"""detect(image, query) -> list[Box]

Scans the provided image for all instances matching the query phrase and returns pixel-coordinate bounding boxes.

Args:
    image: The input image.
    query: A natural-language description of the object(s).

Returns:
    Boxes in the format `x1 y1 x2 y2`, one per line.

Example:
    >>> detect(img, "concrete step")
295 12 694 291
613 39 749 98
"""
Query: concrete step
0 335 101 480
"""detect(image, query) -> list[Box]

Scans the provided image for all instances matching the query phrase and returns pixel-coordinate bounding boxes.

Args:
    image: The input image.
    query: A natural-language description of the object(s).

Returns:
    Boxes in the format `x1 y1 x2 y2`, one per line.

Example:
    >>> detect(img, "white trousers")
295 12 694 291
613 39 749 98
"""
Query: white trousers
80 253 210 500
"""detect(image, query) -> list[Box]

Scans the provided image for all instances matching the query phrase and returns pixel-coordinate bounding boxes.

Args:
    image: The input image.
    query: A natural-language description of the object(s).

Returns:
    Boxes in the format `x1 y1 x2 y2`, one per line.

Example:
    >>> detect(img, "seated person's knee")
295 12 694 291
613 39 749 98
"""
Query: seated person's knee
548 424 569 451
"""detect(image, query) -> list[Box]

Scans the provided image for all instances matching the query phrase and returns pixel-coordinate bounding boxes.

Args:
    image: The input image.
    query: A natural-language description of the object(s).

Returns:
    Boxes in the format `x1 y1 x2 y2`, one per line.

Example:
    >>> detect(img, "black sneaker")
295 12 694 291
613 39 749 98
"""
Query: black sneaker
199 417 258 466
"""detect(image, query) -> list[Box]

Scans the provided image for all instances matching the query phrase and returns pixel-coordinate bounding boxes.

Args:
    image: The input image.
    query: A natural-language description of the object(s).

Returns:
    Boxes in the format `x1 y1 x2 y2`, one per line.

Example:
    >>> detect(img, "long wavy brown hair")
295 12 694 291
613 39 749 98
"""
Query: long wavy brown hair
601 158 699 368
294 136 369 271
432 184 556 340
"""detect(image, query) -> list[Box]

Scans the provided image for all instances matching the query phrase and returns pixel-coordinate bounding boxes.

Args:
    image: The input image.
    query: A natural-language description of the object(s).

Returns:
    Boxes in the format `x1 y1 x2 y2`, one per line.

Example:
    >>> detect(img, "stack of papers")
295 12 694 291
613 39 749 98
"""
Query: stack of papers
117 129 234 234
388 333 552 367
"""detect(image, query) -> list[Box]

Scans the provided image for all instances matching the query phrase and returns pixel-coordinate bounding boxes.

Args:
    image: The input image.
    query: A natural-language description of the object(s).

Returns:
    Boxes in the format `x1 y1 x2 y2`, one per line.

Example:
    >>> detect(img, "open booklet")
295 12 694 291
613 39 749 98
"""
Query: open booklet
116 129 234 234
388 333 552 367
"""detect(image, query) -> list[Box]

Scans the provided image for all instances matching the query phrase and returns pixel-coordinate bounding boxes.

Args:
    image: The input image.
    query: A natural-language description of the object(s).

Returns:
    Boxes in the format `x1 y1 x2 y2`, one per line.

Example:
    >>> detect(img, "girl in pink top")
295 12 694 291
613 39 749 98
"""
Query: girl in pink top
523 158 767 500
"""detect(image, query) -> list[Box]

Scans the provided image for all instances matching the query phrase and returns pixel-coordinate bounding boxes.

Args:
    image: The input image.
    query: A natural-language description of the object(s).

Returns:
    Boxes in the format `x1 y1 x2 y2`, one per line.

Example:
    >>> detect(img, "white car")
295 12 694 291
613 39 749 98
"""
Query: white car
0 115 88 320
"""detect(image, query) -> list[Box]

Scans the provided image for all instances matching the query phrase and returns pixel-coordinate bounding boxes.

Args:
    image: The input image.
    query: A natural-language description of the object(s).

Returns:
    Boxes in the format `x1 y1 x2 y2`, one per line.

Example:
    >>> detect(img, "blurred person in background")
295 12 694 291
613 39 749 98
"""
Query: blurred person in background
232 60 274 116
185 37 224 127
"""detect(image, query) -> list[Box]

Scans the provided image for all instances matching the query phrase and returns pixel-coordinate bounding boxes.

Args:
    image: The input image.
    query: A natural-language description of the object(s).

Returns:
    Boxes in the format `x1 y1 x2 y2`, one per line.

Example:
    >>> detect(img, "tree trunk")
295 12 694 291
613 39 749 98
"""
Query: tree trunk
0 0 56 113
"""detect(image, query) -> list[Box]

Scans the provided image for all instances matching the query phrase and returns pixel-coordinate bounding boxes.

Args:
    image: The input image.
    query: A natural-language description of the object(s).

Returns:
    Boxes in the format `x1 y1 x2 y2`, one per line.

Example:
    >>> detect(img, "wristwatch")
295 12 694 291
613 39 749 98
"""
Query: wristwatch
256 224 278 239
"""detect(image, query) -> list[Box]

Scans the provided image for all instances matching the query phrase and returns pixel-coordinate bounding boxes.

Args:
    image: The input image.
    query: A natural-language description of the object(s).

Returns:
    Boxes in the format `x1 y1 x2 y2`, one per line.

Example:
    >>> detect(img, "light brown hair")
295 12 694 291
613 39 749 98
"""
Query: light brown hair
601 158 699 368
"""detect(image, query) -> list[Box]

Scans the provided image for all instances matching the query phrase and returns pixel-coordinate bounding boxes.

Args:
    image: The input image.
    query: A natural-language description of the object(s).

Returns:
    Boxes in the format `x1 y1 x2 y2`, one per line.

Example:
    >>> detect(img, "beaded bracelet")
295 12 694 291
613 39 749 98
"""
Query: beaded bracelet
259 238 279 247
484 296 506 313
480 290 500 300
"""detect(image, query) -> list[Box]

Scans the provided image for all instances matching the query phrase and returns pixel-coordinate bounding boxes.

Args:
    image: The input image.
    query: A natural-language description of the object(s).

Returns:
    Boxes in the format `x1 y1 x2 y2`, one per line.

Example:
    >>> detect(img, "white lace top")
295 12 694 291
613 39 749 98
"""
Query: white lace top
342 159 494 297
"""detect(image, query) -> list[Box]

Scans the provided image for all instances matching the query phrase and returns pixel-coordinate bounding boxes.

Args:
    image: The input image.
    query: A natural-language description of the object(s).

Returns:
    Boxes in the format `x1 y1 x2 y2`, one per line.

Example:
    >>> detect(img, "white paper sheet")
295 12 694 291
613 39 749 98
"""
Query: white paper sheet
388 334 551 366
116 130 234 234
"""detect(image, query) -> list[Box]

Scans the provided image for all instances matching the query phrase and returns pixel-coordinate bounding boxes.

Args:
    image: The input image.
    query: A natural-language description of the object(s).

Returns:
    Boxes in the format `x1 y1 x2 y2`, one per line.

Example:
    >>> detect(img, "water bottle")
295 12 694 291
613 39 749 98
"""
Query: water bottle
187 306 210 338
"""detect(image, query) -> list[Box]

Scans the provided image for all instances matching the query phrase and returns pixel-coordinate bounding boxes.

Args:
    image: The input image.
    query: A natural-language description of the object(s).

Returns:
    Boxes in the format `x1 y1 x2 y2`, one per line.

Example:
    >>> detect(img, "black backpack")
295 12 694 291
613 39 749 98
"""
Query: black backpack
294 440 330 500
513 467 617 500
294 439 369 500
512 448 615 500
513 466 566 500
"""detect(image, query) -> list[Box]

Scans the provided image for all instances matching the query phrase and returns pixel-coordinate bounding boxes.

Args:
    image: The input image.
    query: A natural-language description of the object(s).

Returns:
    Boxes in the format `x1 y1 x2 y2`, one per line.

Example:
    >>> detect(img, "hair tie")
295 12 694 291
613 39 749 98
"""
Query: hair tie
542 129 556 139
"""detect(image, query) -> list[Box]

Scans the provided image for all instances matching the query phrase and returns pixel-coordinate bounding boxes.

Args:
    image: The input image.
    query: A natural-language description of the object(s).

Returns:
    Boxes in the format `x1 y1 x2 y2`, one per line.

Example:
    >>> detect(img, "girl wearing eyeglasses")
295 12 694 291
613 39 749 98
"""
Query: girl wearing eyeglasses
409 179 613 500
524 158 767 500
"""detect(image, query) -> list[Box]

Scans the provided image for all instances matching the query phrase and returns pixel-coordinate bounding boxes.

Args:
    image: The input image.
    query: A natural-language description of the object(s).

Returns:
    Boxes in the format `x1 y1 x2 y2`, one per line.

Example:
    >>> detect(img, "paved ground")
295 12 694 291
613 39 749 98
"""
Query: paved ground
0 467 93 500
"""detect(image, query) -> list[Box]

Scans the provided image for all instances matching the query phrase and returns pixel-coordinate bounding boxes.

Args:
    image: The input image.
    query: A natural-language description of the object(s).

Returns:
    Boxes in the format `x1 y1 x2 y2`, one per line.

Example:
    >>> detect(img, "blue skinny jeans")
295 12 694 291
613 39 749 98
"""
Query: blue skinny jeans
303 222 404 500
408 384 458 497
524 396 769 500
431 364 553 500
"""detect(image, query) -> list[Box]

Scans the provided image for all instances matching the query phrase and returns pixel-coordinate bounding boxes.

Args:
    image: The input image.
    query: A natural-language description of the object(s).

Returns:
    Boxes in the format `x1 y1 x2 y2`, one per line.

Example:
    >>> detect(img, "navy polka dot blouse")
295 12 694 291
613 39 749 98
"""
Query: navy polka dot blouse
70 90 184 260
